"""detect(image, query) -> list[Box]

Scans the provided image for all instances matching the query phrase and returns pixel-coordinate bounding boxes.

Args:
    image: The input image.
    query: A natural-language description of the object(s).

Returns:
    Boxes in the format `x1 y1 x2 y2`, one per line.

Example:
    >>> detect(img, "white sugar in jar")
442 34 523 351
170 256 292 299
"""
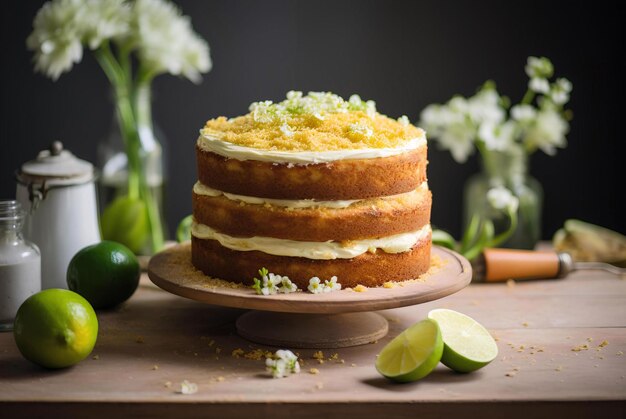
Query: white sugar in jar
0 200 41 331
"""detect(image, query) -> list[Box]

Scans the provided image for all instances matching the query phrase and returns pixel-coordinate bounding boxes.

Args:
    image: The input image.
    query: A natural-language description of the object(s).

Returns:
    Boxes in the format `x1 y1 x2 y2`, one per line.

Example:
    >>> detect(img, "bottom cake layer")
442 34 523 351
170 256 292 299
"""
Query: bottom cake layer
191 235 432 289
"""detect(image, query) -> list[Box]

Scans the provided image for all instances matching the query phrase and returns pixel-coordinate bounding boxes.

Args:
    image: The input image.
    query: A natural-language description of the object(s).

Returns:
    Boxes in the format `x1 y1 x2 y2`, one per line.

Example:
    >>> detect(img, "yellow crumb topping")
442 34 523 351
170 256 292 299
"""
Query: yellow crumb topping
353 284 368 292
201 91 423 151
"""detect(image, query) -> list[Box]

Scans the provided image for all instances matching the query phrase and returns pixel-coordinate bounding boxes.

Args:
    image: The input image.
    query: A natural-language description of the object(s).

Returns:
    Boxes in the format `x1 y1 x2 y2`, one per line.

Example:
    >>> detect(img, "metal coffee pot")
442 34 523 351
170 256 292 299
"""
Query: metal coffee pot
16 141 101 289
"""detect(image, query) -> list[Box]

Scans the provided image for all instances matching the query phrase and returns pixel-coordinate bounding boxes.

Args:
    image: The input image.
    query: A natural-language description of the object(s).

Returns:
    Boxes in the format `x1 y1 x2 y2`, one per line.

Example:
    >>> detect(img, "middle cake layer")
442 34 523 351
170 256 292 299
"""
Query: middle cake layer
193 182 432 241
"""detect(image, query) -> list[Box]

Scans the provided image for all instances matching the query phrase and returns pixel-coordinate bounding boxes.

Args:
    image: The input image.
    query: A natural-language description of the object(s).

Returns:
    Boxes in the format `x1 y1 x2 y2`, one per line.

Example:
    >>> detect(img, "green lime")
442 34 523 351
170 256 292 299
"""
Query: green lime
375 319 443 382
176 214 193 243
427 309 498 373
13 289 98 369
67 241 140 309
100 196 149 254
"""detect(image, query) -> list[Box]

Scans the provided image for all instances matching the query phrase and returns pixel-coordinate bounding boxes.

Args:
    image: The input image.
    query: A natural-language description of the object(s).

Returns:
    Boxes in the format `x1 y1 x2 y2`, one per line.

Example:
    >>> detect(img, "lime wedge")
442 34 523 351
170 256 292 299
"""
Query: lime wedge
427 309 498 373
375 319 443 382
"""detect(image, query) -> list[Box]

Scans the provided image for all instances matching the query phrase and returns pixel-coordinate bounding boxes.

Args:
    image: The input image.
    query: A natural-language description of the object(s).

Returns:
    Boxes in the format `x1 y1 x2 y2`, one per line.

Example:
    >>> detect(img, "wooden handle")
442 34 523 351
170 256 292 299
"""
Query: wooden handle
483 248 560 282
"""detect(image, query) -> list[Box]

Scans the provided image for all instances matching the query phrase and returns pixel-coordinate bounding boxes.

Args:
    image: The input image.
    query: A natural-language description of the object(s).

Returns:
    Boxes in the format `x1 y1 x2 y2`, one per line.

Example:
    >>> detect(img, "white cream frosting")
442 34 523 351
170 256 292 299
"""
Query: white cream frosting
197 132 426 164
191 222 431 260
193 181 426 209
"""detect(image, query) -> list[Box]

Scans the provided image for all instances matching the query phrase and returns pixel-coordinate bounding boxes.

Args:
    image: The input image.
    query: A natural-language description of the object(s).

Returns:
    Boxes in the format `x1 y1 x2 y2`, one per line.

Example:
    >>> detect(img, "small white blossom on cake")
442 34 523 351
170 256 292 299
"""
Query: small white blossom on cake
308 276 342 294
323 276 342 292
307 277 323 294
266 350 300 378
279 277 298 294
252 268 299 295
248 91 378 125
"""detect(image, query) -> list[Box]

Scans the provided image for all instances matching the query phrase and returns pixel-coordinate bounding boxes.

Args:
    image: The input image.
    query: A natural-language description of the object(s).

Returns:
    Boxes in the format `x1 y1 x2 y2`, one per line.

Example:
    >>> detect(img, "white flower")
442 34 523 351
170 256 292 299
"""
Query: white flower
308 277 323 294
267 350 300 378
523 107 569 155
177 379 198 394
438 124 476 163
529 77 550 94
27 0 210 83
525 56 554 79
260 272 283 295
487 186 519 213
130 0 211 83
467 89 505 124
308 276 342 293
419 104 476 163
279 277 298 294
266 358 288 378
80 0 131 50
249 92 378 124
549 78 573 105
479 121 516 151
324 276 342 292
253 269 299 295
397 115 410 126
511 104 537 122
27 0 85 80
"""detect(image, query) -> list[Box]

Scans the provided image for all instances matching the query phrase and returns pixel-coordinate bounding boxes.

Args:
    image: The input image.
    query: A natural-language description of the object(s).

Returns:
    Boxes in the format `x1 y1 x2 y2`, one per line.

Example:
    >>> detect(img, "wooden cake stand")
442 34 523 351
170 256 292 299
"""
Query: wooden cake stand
147 244 472 348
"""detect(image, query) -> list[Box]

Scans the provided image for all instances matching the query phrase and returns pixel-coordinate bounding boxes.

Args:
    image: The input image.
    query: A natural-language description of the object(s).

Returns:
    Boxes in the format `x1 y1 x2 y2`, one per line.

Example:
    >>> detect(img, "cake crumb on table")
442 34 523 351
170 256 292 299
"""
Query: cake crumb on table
309 368 320 375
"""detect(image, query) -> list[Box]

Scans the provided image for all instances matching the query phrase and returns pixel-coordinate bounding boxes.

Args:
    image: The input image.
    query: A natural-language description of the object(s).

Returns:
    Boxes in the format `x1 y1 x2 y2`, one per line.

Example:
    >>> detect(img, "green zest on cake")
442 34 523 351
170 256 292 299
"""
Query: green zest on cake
191 91 432 290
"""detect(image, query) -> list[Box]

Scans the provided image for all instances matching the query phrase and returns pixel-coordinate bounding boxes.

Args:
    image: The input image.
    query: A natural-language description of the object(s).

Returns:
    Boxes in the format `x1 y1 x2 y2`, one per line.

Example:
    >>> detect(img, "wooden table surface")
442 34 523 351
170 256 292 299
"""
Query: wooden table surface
1 265 625 418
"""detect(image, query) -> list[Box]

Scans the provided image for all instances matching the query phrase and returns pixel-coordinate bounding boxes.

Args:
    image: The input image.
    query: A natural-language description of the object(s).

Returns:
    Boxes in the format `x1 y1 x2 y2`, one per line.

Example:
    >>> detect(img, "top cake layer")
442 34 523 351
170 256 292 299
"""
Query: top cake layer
201 91 425 154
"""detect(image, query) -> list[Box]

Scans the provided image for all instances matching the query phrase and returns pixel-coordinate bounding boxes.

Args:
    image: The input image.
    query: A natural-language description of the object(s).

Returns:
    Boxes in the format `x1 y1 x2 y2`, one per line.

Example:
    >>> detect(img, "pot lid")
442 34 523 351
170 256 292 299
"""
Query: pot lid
19 141 94 185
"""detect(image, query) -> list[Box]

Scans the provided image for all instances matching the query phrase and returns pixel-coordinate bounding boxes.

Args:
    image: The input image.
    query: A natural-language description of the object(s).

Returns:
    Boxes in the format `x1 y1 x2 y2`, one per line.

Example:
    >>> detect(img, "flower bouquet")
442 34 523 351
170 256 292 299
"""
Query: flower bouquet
27 0 211 254
420 57 572 255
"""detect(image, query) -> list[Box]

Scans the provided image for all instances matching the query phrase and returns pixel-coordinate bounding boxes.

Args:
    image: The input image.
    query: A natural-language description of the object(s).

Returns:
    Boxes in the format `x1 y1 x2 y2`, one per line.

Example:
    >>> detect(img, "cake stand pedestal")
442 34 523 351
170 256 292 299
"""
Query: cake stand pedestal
147 244 471 349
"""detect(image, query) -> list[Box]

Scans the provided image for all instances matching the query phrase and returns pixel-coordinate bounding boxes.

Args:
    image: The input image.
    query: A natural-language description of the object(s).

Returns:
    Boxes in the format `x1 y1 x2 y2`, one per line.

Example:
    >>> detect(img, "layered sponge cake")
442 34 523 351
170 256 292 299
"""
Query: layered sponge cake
191 91 432 289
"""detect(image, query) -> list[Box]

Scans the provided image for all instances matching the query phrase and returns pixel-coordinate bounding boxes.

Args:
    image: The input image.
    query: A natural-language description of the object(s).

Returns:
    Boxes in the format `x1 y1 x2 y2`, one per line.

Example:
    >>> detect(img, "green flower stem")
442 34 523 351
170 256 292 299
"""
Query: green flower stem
460 214 481 254
95 44 165 253
94 45 141 200
134 76 165 252
521 88 535 105
489 208 519 248
475 141 498 181
463 220 494 261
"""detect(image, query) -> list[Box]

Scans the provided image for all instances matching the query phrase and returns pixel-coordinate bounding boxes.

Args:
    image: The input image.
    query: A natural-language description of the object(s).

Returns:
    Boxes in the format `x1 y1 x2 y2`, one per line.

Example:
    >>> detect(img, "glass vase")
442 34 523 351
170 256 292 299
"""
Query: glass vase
97 85 167 255
463 146 542 249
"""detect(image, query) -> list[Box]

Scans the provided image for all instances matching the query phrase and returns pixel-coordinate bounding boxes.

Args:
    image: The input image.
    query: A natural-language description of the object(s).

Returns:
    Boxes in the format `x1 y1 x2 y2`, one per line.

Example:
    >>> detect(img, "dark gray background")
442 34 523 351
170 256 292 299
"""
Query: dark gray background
2 0 624 240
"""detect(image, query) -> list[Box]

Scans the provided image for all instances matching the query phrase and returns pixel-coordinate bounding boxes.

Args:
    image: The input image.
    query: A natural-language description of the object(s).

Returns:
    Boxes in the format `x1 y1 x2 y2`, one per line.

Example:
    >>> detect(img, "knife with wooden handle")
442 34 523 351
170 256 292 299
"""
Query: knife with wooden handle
471 248 626 282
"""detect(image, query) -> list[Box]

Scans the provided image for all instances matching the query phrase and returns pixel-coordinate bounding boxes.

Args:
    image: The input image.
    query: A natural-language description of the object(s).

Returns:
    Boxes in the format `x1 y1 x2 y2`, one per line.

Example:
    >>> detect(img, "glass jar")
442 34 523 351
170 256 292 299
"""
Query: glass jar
97 84 168 255
0 200 41 331
463 147 543 249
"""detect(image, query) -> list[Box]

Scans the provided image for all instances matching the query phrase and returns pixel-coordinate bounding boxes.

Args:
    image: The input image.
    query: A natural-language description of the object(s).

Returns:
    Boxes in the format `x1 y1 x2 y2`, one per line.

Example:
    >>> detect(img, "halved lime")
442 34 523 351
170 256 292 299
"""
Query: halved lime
375 319 443 382
427 309 498 373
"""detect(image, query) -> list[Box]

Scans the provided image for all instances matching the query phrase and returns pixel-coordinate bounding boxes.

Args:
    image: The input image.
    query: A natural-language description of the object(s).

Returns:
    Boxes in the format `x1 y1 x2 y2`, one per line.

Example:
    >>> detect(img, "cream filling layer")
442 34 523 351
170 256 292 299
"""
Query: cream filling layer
197 132 426 164
191 222 431 260
193 181 427 209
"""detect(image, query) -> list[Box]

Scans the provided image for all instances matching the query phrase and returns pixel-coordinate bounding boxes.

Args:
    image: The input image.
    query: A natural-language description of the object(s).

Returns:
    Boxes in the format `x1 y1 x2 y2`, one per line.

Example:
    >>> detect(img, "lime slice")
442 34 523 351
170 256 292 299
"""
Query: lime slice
375 319 443 382
427 309 498 373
